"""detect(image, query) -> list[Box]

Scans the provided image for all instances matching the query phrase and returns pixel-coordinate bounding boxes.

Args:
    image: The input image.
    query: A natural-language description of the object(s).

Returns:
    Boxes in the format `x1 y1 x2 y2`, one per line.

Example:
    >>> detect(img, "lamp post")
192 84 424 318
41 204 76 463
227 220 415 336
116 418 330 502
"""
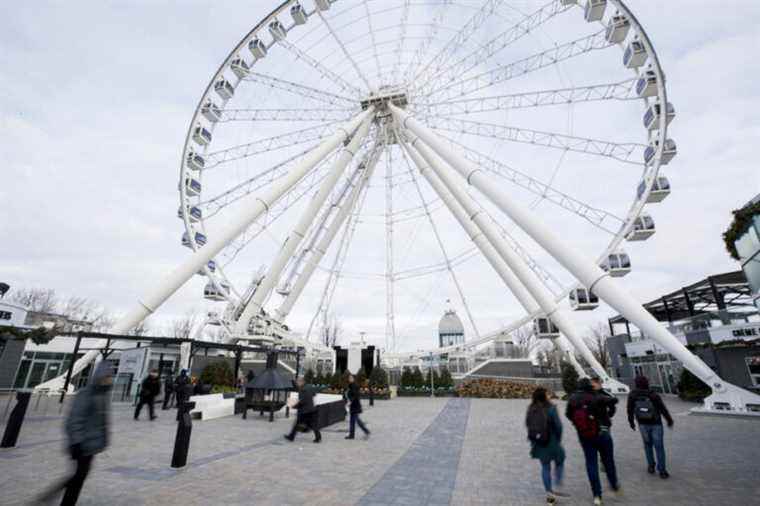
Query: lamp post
430 351 435 398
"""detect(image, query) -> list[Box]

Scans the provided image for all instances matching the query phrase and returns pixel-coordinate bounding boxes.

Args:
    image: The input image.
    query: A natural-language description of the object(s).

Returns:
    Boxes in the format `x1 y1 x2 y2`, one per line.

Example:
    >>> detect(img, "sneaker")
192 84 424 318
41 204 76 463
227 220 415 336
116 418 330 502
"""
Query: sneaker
648 465 655 474
659 471 670 479
593 497 603 506
552 489 570 498
546 493 556 504
345 436 355 440
283 435 294 442
150 416 157 421
313 438 321 443
612 485 622 496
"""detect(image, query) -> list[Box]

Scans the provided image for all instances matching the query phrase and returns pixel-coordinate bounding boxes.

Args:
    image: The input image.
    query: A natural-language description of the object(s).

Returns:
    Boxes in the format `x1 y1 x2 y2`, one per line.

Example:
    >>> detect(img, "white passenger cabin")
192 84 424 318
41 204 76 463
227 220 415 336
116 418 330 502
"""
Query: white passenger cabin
204 281 230 301
186 151 205 171
230 57 250 79
291 4 307 25
214 78 235 100
623 39 647 68
201 101 222 123
249 39 267 59
192 125 212 146
197 260 217 276
643 101 675 131
184 177 201 197
177 205 202 223
584 0 607 22
636 69 658 98
207 311 222 326
569 287 599 311
644 138 677 166
626 214 656 241
637 176 671 203
182 231 207 248
269 20 287 41
605 14 631 44
534 317 560 339
601 252 631 277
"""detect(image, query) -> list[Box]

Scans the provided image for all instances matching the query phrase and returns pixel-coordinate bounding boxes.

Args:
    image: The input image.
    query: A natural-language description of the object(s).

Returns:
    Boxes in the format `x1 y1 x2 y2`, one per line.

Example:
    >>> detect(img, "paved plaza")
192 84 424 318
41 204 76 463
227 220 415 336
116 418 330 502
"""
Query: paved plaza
1 396 759 505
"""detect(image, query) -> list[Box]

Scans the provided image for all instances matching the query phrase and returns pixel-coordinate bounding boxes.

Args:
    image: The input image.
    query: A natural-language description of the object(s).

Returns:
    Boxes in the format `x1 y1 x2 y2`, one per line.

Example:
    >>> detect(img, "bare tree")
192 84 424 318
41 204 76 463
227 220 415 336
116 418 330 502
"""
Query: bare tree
9 287 58 313
506 324 540 359
127 319 153 337
168 310 200 339
584 322 611 371
60 295 114 332
320 312 342 348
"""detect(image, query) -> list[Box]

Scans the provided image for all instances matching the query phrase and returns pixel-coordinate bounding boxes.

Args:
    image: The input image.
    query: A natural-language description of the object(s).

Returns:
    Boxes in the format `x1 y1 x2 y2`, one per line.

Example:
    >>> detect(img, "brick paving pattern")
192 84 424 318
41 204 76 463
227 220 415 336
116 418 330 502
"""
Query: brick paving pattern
1 395 759 505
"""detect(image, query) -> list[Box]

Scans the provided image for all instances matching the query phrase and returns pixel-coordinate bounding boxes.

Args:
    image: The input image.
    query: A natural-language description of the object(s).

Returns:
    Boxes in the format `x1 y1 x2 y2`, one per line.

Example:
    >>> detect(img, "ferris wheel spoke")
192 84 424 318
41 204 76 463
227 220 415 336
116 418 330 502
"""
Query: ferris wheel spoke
219 107 357 123
413 79 638 116
425 116 645 166
383 136 397 351
361 0 384 86
433 132 625 233
412 0 573 95
388 0 411 86
418 30 612 103
398 139 481 339
276 38 365 97
410 0 507 87
203 122 341 169
400 0 453 84
242 72 355 107
315 9 374 92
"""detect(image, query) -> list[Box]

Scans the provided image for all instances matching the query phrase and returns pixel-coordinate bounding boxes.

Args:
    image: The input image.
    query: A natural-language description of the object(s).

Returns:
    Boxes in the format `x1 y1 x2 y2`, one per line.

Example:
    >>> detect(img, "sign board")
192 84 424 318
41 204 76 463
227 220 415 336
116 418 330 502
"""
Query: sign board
117 347 149 377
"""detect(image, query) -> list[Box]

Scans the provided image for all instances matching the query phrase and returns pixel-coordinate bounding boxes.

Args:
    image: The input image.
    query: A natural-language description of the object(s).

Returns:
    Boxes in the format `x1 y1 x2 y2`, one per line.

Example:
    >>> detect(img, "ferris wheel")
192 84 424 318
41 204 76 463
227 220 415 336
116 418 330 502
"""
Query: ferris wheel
178 0 672 372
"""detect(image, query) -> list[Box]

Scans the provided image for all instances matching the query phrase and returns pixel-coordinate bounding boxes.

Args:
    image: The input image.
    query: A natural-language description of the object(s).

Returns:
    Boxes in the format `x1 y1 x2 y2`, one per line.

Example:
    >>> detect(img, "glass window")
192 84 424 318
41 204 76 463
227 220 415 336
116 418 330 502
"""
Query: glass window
746 356 760 386
0 310 12 320
13 360 32 388
735 225 760 261
742 252 760 295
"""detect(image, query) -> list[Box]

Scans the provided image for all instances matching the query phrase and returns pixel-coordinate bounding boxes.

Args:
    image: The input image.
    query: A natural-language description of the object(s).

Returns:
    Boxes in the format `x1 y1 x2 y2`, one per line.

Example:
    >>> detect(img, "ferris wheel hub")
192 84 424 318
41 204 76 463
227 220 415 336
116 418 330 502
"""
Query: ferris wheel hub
360 87 408 113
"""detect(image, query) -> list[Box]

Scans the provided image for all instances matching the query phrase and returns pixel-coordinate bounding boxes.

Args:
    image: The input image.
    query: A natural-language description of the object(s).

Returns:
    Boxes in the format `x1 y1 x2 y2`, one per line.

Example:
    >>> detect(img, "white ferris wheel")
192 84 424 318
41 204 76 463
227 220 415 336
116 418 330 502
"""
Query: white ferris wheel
178 0 671 371
38 0 760 414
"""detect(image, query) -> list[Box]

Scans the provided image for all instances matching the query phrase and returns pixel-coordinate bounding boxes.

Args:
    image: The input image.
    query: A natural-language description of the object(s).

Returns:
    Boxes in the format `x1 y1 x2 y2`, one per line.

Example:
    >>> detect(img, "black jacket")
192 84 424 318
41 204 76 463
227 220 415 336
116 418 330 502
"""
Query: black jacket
346 383 363 415
140 375 161 399
164 376 174 393
66 363 111 457
627 388 673 427
566 388 619 430
295 387 316 414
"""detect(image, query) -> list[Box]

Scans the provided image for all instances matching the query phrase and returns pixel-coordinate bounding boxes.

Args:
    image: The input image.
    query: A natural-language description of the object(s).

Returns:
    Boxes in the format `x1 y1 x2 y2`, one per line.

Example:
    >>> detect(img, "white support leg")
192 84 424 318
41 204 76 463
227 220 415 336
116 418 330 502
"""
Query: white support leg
233 112 374 336
276 145 382 321
404 134 624 392
393 104 760 413
35 109 375 393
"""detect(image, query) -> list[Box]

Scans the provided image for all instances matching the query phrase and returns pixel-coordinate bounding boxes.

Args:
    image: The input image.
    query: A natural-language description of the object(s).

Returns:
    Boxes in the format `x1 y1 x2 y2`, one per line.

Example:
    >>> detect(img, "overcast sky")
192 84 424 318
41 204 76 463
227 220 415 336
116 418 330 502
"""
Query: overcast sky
2 1 759 352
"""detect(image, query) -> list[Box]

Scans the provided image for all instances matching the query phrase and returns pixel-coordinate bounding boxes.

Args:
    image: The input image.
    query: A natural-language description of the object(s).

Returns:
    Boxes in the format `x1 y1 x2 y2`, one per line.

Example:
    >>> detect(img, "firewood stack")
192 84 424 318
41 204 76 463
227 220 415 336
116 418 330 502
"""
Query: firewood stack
456 378 554 399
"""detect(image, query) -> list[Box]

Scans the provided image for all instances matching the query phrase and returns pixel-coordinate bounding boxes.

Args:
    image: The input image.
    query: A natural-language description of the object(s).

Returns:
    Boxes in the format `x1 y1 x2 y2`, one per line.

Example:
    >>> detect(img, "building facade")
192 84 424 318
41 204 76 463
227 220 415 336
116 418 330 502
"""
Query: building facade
438 309 465 348
729 194 760 309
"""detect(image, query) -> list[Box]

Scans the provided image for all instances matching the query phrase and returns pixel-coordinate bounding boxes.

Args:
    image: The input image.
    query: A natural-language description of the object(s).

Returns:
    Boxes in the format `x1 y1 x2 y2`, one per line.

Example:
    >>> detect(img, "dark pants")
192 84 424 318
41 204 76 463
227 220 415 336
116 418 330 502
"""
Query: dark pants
39 454 94 506
579 431 618 497
288 412 321 441
162 391 175 410
134 396 156 420
349 412 369 437
639 424 667 473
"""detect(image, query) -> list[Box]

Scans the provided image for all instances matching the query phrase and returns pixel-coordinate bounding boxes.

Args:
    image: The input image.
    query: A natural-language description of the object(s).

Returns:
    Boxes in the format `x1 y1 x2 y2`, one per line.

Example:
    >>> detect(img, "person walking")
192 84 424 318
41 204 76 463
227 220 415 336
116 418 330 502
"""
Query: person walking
566 378 621 505
590 376 616 475
284 377 321 443
345 374 370 440
526 387 567 504
627 375 674 478
38 362 113 505
134 369 160 421
174 369 190 406
161 373 175 410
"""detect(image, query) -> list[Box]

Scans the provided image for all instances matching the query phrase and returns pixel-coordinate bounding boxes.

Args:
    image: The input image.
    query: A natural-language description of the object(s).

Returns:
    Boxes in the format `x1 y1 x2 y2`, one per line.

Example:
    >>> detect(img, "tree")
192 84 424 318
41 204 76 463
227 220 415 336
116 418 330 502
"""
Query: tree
411 367 424 388
319 312 343 348
200 361 234 387
676 369 710 402
8 287 58 313
506 325 540 359
356 367 367 387
314 370 325 386
561 360 579 395
584 323 611 371
168 310 200 339
369 366 389 389
304 368 316 385
438 367 453 389
400 367 412 388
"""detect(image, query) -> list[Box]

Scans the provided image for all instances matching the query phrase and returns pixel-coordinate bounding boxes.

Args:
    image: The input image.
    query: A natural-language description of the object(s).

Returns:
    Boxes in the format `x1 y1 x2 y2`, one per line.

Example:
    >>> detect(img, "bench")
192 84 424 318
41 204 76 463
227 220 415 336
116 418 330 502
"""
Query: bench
189 393 235 421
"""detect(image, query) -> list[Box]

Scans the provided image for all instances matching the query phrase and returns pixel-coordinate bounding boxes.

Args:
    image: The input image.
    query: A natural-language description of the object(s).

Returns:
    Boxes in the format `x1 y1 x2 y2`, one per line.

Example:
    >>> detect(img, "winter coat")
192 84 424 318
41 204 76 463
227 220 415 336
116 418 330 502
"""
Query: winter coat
627 388 673 427
529 405 566 464
565 387 619 431
346 382 363 415
140 375 161 399
65 362 111 457
294 386 317 414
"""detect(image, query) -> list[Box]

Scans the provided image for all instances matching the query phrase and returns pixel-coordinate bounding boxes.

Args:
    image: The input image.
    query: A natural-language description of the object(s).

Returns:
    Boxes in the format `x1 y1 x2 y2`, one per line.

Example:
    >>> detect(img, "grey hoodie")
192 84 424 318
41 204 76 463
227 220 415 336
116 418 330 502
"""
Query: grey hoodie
65 362 112 456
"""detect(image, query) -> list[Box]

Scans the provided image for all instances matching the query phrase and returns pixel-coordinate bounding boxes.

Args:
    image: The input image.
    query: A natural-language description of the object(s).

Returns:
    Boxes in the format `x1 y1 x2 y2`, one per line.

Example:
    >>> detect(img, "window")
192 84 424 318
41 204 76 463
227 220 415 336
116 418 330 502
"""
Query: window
746 356 760 386
0 310 12 320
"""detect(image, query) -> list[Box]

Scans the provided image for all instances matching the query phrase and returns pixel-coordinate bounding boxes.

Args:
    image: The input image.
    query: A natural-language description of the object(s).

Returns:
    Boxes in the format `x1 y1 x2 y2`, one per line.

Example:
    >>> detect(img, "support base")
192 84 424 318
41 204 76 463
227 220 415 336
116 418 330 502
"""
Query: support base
691 383 760 417
603 378 630 395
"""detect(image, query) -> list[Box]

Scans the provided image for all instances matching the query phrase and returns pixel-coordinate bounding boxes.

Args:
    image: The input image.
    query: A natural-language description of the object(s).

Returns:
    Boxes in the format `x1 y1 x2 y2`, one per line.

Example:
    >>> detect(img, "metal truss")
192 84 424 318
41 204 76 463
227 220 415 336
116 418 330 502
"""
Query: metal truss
276 38 365 97
243 72 356 107
316 9 373 91
219 107 356 123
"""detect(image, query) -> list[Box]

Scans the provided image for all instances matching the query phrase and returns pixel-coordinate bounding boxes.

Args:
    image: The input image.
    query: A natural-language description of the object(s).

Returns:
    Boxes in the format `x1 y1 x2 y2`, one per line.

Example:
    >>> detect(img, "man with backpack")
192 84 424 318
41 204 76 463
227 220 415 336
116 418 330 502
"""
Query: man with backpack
627 375 673 478
566 378 621 505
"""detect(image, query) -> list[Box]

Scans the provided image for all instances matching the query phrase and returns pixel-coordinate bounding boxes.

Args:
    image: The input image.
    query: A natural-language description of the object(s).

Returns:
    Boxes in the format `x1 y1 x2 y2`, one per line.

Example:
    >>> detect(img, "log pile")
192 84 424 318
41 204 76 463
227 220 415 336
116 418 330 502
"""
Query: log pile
455 378 553 399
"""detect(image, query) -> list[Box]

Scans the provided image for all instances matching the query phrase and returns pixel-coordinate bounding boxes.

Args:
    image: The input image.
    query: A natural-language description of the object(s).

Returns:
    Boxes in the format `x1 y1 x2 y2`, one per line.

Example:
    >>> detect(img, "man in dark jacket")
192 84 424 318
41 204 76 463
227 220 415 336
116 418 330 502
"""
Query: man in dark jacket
566 378 620 505
134 369 161 420
162 373 175 410
345 374 370 440
39 361 112 505
174 369 191 406
627 375 674 478
284 377 321 443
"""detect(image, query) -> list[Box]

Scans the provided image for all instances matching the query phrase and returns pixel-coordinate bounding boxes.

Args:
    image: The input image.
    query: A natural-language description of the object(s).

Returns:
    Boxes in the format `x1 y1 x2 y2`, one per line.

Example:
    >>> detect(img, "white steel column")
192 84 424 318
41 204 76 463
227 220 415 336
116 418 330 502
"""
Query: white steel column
234 112 374 335
393 104 760 413
384 133 397 351
35 109 374 393
404 135 611 388
276 146 382 321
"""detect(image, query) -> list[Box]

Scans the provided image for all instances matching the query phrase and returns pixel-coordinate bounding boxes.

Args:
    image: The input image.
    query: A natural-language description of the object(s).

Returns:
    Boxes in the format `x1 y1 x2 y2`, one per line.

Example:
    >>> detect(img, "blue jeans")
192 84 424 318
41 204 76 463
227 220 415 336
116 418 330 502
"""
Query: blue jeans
349 413 369 437
579 431 619 497
540 460 564 493
639 424 666 473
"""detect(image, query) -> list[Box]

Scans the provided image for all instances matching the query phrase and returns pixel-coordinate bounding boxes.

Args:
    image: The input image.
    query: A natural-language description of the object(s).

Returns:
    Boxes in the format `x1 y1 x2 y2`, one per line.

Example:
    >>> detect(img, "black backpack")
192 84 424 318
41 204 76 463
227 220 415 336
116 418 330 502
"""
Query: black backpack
526 405 551 446
634 394 658 423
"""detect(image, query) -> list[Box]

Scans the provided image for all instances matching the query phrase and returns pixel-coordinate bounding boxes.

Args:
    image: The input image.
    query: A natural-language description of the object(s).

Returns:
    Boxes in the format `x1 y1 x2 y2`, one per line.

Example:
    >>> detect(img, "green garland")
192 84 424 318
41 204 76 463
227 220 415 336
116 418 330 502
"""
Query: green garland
723 200 760 260
0 325 57 345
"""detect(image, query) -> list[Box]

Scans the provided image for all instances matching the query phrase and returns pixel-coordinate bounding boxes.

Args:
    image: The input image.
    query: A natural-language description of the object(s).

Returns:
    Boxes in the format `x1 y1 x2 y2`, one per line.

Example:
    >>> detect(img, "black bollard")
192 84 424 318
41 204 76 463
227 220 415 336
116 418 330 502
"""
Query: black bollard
171 401 195 468
1 391 32 448
369 386 374 407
